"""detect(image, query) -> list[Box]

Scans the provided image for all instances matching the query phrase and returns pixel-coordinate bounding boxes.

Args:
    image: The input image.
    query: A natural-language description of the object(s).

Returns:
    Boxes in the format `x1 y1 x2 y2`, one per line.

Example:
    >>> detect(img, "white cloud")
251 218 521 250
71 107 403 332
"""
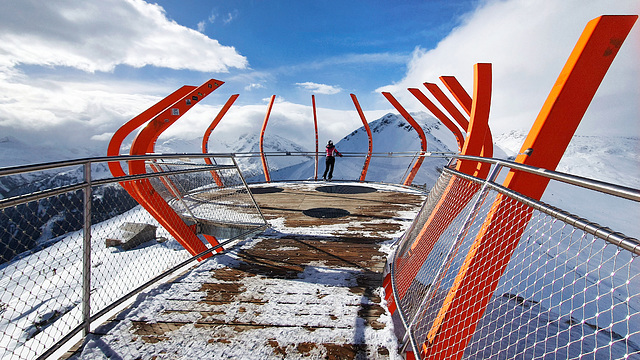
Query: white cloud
245 83 265 91
223 10 238 25
296 82 342 95
197 20 206 33
0 0 248 73
379 0 640 137
91 132 115 142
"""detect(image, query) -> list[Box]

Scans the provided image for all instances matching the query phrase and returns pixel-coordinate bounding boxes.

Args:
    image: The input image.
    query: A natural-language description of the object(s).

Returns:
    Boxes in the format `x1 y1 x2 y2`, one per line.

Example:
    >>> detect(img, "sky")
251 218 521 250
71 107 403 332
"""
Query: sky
0 0 638 162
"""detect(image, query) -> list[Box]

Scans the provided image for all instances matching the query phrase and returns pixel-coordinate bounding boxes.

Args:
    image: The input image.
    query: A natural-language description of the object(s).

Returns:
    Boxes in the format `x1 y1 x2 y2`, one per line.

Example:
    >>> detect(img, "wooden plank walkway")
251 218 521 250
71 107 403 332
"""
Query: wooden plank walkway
65 182 426 359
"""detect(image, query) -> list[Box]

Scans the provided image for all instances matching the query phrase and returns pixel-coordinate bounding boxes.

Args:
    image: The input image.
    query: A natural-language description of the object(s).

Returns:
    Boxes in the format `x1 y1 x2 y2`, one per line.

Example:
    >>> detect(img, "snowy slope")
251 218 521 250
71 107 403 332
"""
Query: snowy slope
0 136 102 168
494 131 640 236
494 131 640 188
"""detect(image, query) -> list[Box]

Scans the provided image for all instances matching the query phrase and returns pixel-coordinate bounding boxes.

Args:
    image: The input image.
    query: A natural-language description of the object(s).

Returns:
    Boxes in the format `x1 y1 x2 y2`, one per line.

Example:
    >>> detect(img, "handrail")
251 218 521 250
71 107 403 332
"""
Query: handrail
2 152 637 203
447 166 640 255
447 154 640 202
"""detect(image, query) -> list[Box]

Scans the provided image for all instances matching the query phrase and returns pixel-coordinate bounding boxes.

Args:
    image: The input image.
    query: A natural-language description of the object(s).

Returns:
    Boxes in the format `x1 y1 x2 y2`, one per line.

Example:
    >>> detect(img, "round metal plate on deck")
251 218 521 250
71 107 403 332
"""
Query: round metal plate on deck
302 207 351 219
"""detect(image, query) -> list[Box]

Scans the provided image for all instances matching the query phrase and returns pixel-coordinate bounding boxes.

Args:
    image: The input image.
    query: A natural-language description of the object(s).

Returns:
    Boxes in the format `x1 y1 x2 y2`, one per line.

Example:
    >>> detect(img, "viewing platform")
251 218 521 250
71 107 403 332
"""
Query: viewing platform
63 181 427 359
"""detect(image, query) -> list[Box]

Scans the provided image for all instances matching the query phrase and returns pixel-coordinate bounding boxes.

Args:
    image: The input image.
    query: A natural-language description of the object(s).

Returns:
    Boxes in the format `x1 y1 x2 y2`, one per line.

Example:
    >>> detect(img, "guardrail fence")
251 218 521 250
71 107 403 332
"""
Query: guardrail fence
0 155 267 360
385 163 640 359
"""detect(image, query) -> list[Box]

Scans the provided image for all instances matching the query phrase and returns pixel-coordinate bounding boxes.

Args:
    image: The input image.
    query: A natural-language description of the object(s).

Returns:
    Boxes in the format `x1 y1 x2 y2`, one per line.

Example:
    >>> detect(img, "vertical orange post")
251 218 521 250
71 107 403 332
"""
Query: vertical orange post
351 94 373 182
408 88 465 152
260 95 276 183
203 94 239 187
422 15 637 360
381 92 427 186
312 95 319 180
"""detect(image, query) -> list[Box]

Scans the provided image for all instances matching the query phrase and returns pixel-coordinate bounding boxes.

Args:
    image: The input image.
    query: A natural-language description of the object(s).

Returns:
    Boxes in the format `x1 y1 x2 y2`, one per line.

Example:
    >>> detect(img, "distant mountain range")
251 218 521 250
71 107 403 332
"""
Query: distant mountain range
0 111 638 244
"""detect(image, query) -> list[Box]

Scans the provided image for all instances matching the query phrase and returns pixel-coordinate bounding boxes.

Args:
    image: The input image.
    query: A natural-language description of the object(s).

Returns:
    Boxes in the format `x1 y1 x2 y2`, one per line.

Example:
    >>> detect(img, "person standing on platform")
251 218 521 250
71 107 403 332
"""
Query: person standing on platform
322 140 343 181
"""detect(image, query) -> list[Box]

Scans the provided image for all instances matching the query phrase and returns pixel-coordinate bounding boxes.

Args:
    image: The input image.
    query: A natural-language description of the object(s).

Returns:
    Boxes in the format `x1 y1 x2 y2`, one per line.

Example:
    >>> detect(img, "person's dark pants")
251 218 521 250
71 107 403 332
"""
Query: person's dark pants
323 156 335 179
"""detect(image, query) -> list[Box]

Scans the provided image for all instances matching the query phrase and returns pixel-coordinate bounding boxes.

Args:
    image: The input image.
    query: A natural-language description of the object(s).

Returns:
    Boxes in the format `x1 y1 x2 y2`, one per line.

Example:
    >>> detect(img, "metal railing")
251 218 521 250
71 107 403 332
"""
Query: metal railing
1 151 638 359
0 154 267 360
386 155 640 359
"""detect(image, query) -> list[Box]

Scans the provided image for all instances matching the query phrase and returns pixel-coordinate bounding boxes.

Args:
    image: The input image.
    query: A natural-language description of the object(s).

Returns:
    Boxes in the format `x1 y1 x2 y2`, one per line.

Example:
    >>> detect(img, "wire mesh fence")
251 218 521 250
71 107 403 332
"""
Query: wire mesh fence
389 167 640 359
0 155 267 360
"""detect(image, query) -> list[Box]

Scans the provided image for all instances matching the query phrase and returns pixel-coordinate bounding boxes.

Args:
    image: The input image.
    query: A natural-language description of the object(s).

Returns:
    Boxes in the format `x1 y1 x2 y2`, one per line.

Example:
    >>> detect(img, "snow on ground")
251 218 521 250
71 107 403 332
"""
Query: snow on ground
0 204 195 360
69 181 424 359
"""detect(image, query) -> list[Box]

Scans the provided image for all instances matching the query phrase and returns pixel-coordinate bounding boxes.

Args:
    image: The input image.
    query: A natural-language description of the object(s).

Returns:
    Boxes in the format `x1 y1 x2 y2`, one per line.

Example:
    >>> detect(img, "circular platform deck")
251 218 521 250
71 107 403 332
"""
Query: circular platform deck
66 182 426 359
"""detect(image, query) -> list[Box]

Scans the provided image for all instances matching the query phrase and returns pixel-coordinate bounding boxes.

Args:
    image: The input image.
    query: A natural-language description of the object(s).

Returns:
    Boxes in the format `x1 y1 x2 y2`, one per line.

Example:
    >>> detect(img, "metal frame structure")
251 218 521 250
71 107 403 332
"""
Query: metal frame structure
386 156 640 359
350 94 373 182
0 153 268 360
260 95 276 183
382 92 428 186
202 94 239 187
0 13 631 360
383 15 638 359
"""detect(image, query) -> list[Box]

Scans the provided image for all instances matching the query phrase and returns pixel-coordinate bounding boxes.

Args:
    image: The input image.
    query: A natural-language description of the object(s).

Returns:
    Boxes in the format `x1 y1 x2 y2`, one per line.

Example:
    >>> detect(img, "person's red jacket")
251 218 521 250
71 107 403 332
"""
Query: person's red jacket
325 145 342 157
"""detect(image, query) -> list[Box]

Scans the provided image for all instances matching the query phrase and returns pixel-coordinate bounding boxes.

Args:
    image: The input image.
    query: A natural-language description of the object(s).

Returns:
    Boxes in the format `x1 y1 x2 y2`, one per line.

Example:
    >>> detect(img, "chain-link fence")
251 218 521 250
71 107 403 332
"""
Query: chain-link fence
387 164 640 359
0 155 267 360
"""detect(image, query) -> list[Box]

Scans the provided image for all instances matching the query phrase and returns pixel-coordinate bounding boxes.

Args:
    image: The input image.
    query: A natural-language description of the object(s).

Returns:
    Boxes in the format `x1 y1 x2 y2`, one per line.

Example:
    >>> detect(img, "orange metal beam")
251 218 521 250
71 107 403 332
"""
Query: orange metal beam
439 76 473 116
424 82 469 131
393 64 493 300
351 94 373 182
107 85 195 181
422 15 637 360
454 63 493 179
408 88 465 152
381 92 427 186
203 94 239 187
430 76 494 167
128 79 224 259
312 95 319 180
260 95 276 183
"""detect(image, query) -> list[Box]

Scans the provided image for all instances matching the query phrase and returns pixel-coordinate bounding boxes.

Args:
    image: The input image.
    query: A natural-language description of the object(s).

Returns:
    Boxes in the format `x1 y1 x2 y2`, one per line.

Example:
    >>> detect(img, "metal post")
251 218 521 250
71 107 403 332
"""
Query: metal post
260 95 276 183
350 94 373 182
312 95 319 181
82 162 92 336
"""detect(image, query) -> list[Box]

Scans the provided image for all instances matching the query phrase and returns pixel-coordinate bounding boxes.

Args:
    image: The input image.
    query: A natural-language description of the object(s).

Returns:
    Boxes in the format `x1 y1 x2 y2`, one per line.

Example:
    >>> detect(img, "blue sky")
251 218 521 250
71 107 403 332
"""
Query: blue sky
0 0 637 163
150 0 477 108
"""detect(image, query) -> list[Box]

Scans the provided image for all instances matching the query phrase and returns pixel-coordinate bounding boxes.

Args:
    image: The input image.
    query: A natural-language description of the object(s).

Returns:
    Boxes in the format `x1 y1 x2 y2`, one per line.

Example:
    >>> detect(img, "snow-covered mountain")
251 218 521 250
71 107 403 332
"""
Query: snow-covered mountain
494 131 640 189
0 136 103 168
155 133 313 180
267 112 455 186
1 111 638 238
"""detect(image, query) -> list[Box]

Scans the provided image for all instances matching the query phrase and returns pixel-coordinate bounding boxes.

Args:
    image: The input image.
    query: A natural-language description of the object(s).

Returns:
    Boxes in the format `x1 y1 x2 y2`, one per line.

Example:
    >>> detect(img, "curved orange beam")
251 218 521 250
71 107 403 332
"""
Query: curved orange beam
392 64 493 301
106 86 195 246
107 86 195 181
455 64 492 179
260 95 276 183
312 95 319 180
424 82 469 131
408 88 464 152
439 76 473 116
350 94 373 182
381 92 427 186
203 94 239 187
431 77 494 162
128 79 224 259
